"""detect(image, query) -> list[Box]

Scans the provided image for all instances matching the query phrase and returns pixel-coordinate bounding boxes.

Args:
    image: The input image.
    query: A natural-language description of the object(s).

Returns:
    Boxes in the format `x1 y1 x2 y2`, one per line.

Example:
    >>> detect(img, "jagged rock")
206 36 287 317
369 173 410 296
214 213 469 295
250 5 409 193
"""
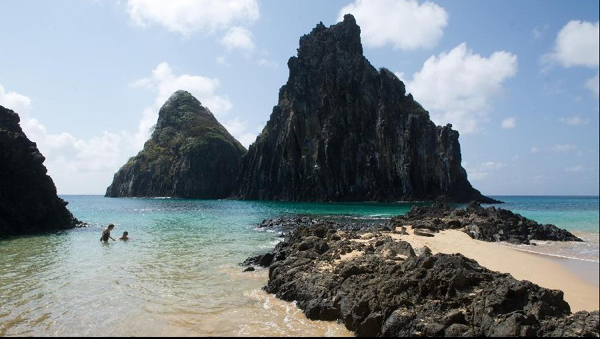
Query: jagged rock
390 202 582 245
258 217 324 230
106 91 246 198
233 15 497 203
414 229 436 237
244 220 598 337
0 105 81 237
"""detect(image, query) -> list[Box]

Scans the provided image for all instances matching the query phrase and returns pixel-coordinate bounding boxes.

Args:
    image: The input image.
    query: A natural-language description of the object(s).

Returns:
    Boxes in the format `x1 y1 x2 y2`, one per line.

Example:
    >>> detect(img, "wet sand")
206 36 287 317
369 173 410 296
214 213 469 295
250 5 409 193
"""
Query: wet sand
388 227 599 313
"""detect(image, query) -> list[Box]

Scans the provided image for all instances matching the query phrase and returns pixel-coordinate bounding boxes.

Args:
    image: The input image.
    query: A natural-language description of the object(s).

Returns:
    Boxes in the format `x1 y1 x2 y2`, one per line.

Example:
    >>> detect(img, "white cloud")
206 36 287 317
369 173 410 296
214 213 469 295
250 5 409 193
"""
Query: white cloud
552 144 577 153
465 161 506 182
1 67 253 194
405 43 518 134
127 0 259 36
393 71 406 83
549 20 599 68
585 71 599 97
220 26 255 51
501 117 516 129
338 0 448 50
2 66 258 194
223 118 258 148
546 20 599 96
257 58 279 69
0 84 31 115
531 146 539 154
532 24 549 40
560 115 589 126
1 83 129 194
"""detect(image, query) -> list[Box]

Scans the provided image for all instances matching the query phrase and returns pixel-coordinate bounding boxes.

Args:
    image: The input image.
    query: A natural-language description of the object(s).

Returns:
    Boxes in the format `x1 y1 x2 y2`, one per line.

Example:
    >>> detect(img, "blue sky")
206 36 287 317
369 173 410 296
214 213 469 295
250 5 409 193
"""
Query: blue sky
0 0 598 196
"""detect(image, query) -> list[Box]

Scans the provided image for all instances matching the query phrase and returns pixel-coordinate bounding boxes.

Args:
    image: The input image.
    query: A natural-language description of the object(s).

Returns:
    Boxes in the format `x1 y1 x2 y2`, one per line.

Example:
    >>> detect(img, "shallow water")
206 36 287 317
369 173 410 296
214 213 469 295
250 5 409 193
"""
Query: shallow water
492 196 599 262
0 196 597 336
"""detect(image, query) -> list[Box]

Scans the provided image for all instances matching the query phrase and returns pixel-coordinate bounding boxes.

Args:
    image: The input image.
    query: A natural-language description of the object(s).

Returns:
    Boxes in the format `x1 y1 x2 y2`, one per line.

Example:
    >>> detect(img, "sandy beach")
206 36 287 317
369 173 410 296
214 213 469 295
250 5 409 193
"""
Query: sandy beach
388 227 599 312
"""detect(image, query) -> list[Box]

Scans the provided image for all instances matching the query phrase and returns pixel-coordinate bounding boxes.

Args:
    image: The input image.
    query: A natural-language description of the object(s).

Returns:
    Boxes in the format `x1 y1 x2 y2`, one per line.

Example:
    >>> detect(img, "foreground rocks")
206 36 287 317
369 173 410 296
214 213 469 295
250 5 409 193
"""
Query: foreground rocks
0 105 81 237
244 220 598 337
234 15 497 204
390 202 582 245
106 90 246 198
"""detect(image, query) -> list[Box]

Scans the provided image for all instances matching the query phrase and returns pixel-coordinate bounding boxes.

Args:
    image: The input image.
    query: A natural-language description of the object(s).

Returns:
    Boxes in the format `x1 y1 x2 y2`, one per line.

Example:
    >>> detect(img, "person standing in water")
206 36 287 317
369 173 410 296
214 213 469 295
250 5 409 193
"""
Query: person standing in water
100 224 116 242
119 231 130 241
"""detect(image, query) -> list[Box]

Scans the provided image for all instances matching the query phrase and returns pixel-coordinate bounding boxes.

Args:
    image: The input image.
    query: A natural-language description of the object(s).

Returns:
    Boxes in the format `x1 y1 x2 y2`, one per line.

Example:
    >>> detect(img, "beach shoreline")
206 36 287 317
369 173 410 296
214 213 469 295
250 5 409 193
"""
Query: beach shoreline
390 227 599 313
248 218 600 336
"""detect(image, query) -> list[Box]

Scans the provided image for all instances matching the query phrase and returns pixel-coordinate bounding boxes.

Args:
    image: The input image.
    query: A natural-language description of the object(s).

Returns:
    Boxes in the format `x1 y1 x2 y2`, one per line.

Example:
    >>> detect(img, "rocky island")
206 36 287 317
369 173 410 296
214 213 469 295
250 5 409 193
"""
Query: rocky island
390 202 582 245
243 204 598 337
233 15 497 203
106 90 246 198
0 105 81 237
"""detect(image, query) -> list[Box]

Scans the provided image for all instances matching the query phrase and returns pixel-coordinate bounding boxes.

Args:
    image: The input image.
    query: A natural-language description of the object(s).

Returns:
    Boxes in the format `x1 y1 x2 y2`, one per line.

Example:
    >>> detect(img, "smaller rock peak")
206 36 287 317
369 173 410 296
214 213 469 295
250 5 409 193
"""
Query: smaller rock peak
161 90 205 112
154 90 215 136
311 21 326 34
342 13 357 26
166 90 197 104
0 105 21 129
296 14 363 64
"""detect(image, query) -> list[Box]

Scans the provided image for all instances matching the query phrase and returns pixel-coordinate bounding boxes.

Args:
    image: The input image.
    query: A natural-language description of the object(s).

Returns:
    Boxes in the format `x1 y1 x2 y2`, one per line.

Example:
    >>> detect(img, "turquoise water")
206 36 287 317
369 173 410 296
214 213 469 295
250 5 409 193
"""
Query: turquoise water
0 195 597 336
488 196 599 263
494 196 599 234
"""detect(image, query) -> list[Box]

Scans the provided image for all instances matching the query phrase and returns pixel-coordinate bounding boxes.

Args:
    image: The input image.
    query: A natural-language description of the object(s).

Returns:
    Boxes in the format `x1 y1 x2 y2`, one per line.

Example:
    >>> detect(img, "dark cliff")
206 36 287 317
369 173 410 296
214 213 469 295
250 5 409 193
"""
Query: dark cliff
0 105 80 237
106 90 246 199
233 15 496 203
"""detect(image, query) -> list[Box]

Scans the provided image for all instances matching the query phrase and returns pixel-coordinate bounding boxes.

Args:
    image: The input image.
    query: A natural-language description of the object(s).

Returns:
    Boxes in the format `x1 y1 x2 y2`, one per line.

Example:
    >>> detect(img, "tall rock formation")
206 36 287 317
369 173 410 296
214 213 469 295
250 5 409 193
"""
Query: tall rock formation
106 90 246 199
234 15 496 203
0 105 80 237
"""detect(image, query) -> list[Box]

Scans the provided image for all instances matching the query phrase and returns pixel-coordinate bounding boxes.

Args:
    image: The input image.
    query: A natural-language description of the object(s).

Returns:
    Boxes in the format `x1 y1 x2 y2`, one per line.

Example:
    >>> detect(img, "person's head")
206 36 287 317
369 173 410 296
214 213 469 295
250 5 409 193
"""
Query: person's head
122 231 128 237
108 224 115 230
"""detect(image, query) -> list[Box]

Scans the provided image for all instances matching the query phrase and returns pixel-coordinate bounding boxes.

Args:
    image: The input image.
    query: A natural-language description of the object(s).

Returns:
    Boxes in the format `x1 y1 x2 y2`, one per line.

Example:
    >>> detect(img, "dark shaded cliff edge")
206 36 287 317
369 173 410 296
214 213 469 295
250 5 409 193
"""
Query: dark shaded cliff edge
0 105 81 237
243 214 598 337
106 90 246 199
233 15 499 204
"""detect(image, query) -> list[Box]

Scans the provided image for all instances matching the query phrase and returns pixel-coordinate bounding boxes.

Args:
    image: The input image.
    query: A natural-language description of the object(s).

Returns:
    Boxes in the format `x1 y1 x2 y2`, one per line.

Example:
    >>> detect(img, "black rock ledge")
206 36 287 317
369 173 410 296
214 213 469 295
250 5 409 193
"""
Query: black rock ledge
1 105 81 237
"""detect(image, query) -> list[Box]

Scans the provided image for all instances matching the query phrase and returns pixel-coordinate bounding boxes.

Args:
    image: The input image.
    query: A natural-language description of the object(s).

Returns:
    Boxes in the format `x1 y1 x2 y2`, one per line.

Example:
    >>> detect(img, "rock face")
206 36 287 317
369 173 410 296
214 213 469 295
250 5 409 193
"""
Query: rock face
244 221 599 337
390 202 583 245
106 91 246 198
234 15 496 203
0 105 80 237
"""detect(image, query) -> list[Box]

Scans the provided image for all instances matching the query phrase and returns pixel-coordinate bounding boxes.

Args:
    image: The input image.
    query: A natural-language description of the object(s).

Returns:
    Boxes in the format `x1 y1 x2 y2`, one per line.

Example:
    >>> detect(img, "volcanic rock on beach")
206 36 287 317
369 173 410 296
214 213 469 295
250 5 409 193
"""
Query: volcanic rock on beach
233 15 497 203
390 202 583 245
0 105 80 237
106 91 246 198
244 221 599 337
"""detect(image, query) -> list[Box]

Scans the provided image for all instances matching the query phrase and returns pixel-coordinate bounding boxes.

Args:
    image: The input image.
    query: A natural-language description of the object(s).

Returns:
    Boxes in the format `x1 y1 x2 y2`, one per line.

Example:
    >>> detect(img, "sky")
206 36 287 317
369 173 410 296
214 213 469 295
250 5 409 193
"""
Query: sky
0 0 598 196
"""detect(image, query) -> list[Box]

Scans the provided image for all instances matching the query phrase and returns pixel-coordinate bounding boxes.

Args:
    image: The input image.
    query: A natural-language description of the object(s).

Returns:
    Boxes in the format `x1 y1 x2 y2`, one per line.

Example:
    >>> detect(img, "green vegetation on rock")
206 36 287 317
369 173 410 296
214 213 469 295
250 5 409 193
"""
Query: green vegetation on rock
105 90 246 199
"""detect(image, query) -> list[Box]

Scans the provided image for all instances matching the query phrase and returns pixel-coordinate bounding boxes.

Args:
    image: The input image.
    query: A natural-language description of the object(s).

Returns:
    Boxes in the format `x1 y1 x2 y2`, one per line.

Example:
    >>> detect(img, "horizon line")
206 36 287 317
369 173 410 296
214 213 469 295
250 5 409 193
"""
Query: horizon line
58 194 600 198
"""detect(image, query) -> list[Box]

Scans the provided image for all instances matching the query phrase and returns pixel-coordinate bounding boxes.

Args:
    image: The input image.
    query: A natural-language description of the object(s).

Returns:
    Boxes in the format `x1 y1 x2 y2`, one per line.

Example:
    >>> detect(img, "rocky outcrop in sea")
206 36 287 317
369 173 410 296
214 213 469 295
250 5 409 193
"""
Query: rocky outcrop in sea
0 105 81 237
106 91 246 198
389 202 582 245
233 15 497 203
243 220 598 337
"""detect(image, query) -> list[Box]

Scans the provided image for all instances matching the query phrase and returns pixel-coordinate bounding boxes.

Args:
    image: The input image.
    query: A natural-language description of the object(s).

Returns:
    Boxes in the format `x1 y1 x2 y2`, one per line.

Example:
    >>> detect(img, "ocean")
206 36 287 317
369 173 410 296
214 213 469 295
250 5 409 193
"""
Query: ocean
0 196 598 336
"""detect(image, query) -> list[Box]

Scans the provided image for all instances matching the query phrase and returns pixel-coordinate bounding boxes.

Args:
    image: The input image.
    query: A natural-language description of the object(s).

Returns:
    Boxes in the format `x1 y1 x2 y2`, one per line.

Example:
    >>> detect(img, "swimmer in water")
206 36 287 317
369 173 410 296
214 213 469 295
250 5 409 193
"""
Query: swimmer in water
119 231 130 241
100 224 116 242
